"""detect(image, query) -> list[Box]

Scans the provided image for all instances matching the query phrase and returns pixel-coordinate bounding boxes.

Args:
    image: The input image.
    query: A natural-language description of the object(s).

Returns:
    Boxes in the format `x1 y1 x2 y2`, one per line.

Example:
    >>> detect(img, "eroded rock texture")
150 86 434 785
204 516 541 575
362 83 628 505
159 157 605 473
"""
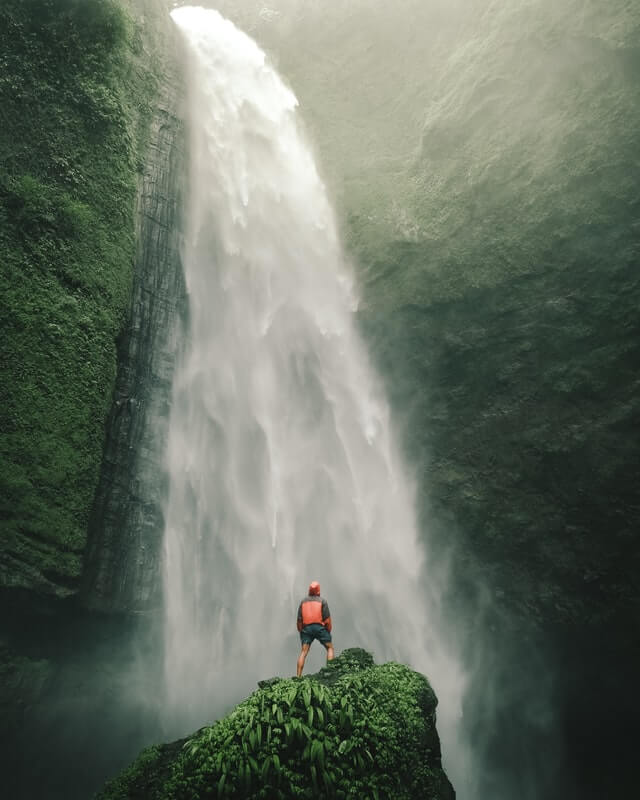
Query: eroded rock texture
82 9 186 613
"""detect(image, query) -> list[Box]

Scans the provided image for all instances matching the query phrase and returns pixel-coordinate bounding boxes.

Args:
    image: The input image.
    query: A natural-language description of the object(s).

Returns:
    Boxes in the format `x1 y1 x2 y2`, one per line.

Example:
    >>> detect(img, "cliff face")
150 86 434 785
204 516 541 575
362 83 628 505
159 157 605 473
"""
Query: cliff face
81 0 185 614
99 649 455 800
0 0 183 606
353 0 640 635
0 0 135 599
350 19 640 792
0 0 184 607
0 2 184 797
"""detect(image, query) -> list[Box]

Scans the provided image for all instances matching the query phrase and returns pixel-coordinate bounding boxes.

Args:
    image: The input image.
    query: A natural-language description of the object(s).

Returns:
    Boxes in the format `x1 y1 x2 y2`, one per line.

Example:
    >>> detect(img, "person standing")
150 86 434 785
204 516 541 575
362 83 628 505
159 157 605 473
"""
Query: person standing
296 581 334 676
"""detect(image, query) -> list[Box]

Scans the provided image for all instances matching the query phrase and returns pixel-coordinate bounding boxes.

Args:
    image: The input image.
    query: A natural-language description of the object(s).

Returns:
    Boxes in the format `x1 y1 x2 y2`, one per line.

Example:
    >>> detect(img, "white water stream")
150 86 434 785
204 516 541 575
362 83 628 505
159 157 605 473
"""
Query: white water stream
164 4 469 789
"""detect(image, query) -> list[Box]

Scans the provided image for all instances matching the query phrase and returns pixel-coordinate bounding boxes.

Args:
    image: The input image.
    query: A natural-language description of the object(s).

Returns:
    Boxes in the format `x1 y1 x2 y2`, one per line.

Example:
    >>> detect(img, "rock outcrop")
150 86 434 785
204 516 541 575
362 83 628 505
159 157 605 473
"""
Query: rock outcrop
99 649 455 800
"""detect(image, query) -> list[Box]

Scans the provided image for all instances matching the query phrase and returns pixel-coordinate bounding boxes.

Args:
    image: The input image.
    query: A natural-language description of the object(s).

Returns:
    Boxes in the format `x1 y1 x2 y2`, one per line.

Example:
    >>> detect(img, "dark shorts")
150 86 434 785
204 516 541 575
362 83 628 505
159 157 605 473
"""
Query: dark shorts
300 623 332 646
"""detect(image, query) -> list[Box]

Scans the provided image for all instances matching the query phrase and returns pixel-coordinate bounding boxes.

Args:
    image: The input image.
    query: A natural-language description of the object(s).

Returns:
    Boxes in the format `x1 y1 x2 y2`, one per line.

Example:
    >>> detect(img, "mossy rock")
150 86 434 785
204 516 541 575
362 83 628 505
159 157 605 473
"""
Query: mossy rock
98 649 454 800
0 0 159 596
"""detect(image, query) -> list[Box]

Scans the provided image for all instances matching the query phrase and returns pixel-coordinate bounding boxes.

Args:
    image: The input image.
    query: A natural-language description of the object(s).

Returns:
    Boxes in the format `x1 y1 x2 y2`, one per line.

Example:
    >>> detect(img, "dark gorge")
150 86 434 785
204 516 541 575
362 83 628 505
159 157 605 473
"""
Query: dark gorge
1 1 638 798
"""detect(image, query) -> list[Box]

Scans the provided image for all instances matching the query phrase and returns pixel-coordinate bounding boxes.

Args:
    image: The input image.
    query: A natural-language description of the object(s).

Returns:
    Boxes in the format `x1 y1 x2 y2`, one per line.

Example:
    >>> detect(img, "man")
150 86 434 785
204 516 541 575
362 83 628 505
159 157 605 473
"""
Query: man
296 580 334 676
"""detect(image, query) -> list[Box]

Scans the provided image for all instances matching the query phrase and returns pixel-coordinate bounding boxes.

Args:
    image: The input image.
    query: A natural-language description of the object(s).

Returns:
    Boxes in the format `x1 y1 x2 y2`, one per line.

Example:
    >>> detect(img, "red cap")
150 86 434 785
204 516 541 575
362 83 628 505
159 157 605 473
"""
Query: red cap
308 581 321 596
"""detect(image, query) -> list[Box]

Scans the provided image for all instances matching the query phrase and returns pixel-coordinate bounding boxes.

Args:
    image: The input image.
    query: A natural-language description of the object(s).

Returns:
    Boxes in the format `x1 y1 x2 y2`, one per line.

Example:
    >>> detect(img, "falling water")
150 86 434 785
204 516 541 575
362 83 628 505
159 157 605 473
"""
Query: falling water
164 4 468 790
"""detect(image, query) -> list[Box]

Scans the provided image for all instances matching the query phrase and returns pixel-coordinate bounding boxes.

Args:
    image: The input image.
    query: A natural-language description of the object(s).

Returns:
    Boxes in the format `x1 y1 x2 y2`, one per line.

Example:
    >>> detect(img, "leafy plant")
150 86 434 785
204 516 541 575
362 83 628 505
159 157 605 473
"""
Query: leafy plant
100 650 453 800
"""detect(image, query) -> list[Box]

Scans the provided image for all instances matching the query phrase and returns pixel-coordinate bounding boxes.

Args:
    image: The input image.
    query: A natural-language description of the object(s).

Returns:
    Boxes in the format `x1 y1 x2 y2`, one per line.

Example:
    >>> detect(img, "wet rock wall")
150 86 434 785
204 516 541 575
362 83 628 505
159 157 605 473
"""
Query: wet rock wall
82 6 186 612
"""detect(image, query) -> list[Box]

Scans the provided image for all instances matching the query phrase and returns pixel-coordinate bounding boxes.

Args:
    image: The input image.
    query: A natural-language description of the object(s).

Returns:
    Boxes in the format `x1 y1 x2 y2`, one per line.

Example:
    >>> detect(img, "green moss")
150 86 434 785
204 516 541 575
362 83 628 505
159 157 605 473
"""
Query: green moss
99 650 452 800
97 745 167 800
0 0 159 591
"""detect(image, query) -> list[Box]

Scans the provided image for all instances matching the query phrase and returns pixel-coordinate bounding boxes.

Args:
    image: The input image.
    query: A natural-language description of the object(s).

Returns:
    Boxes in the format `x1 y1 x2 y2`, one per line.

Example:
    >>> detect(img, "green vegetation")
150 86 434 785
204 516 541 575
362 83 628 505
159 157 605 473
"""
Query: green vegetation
99 649 452 800
0 0 158 592
99 745 169 800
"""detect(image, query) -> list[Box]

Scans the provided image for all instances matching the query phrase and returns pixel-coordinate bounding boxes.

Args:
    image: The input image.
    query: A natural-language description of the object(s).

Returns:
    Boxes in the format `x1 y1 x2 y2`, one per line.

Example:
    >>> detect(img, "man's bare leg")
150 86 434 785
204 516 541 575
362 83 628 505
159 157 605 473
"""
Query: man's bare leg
297 643 311 677
324 642 335 662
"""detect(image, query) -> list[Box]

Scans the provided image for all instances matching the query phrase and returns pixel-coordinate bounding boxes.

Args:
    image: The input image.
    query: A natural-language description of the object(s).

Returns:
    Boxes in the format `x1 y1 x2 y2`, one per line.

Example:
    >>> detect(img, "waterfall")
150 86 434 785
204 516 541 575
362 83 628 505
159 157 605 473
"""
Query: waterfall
164 4 468 789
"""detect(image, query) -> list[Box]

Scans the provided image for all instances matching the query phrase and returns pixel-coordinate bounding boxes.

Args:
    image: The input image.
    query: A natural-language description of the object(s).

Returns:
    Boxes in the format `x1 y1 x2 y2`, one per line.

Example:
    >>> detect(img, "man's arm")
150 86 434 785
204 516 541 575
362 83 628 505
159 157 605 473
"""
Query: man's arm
297 602 303 632
322 599 332 632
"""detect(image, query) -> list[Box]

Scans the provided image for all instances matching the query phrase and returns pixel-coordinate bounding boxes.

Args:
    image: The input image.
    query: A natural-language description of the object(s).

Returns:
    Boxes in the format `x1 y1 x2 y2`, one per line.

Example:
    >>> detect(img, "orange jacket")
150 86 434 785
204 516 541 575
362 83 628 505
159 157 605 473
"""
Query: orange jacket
297 595 332 632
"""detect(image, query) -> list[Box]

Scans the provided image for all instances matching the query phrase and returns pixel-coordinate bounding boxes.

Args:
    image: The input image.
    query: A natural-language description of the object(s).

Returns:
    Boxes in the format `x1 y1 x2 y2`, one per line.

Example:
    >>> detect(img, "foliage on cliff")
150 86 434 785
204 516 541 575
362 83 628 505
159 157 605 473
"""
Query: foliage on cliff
354 0 640 630
99 649 454 800
0 0 158 595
